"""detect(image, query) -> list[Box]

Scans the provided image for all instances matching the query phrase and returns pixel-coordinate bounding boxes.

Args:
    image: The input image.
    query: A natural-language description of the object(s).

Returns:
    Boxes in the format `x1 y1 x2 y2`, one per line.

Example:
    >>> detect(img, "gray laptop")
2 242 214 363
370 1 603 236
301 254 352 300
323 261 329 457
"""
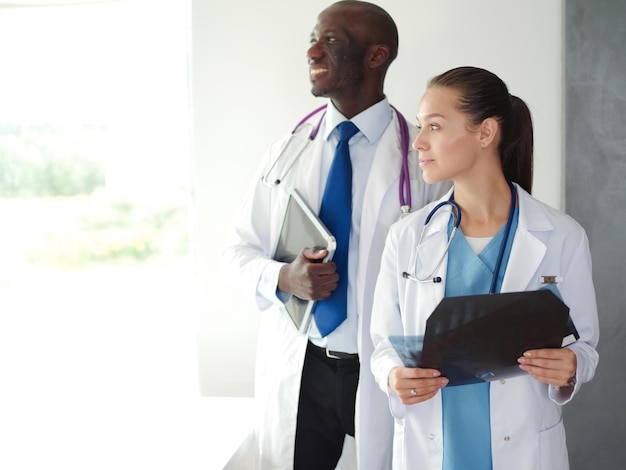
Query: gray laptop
273 188 336 333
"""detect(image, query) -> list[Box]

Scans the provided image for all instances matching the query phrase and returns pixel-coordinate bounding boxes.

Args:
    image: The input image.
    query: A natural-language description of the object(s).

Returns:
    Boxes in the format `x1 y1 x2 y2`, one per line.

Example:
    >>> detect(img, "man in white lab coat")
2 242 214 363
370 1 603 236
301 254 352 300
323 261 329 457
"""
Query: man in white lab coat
221 1 449 469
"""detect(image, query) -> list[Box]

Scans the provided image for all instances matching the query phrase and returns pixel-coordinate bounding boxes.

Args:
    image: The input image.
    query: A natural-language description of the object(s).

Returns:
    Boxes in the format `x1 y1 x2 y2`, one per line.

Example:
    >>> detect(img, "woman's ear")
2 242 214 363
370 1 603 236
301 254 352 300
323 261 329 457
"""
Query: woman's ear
479 117 499 148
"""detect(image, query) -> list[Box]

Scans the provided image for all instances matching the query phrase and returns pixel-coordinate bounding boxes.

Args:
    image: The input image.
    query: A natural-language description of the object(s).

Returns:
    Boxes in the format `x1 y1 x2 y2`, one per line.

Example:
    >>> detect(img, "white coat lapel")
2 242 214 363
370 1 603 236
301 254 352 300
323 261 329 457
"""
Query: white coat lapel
502 229 546 291
354 114 404 330
358 114 404 258
501 186 554 292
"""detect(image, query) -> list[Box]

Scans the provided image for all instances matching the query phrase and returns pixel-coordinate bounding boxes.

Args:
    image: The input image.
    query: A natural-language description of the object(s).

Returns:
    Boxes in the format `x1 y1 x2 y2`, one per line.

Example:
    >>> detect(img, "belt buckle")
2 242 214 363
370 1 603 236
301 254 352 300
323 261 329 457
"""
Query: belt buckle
325 348 342 360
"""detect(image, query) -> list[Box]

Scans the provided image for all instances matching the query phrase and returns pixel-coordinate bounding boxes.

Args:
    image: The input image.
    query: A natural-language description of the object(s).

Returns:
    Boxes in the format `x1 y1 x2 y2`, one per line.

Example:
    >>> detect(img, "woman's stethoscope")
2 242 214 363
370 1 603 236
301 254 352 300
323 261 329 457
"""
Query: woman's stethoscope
403 181 517 294
261 104 413 217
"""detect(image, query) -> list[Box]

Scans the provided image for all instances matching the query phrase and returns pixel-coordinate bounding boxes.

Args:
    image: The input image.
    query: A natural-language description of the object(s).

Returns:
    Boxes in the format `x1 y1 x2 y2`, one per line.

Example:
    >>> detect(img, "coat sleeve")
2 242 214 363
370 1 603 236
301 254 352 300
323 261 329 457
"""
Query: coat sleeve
220 139 290 312
370 222 410 418
549 224 600 404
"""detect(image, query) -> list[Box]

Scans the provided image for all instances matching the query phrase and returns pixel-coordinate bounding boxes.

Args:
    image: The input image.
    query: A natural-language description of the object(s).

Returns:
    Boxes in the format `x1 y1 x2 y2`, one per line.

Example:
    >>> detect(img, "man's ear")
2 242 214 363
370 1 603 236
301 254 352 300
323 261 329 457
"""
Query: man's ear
368 44 390 69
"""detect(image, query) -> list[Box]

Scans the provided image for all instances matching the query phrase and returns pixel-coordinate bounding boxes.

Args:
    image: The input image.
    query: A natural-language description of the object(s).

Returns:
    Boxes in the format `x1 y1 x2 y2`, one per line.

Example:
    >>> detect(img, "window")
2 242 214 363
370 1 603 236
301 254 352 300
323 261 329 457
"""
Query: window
0 2 198 467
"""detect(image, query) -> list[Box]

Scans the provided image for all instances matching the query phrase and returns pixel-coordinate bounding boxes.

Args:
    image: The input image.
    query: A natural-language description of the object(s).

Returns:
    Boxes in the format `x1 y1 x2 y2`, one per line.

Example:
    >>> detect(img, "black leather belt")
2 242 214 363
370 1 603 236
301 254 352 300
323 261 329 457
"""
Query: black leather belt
308 341 359 361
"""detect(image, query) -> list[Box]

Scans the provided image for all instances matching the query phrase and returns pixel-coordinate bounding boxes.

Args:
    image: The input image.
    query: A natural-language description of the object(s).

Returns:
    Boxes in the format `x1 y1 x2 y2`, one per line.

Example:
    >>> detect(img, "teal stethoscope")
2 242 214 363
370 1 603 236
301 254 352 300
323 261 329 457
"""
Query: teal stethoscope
402 180 517 294
261 104 413 218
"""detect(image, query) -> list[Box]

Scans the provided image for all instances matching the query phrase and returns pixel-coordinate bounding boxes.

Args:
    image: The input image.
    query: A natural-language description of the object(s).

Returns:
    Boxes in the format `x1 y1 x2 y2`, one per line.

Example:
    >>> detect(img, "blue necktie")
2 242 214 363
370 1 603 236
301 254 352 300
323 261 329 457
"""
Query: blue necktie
313 121 359 337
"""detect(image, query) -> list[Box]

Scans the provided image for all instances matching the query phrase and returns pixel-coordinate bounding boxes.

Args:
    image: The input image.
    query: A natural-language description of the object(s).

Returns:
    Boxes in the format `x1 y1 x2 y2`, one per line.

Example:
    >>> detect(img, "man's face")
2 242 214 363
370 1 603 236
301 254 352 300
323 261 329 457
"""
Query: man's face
307 5 369 100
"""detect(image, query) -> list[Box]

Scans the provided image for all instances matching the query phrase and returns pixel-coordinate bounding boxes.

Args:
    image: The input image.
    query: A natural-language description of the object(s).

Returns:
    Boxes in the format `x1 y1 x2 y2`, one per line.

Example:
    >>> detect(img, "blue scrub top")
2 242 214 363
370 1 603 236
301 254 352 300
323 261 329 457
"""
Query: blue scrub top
441 207 519 470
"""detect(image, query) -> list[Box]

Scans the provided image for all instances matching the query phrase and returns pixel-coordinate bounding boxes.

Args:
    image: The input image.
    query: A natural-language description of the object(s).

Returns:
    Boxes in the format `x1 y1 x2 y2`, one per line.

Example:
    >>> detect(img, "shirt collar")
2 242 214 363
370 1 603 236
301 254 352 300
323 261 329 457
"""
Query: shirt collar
322 97 392 144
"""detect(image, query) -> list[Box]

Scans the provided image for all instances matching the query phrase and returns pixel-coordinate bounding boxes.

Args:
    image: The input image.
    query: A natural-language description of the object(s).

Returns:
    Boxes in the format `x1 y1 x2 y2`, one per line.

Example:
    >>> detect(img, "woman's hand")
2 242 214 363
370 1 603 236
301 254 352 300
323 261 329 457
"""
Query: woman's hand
388 366 449 404
517 347 577 388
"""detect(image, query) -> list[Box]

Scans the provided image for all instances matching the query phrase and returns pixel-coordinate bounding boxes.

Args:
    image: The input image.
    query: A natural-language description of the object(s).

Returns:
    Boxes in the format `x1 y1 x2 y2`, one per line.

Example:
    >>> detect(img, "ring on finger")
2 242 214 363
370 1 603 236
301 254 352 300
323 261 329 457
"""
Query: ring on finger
410 388 417 397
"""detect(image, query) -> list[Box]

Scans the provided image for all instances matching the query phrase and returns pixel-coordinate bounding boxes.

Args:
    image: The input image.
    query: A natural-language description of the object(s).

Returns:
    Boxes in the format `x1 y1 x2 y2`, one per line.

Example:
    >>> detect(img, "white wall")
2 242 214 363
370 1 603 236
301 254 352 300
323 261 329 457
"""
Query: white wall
192 0 563 397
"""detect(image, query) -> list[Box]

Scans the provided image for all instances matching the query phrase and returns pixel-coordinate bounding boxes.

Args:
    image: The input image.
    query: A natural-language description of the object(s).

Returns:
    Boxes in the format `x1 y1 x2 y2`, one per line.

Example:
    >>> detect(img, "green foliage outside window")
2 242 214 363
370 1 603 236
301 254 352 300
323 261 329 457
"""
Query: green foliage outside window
0 124 106 197
24 197 189 268
0 124 188 269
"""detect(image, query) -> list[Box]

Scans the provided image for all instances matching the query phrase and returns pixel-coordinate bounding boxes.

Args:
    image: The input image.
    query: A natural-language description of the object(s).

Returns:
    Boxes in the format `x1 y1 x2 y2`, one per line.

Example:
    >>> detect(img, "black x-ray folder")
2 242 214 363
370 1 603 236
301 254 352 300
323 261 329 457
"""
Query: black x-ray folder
389 289 577 386
273 188 336 334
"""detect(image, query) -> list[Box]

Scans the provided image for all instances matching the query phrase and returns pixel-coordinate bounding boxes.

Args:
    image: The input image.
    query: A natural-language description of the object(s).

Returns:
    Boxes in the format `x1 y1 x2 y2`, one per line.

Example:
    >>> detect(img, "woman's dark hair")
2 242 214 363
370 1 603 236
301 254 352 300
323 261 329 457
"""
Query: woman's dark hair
428 66 534 193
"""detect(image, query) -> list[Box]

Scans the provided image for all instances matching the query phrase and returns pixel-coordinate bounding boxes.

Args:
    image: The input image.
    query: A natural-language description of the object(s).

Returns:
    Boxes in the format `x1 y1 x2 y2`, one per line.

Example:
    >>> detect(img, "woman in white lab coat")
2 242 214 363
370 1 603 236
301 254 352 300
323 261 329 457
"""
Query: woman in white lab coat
370 66 600 470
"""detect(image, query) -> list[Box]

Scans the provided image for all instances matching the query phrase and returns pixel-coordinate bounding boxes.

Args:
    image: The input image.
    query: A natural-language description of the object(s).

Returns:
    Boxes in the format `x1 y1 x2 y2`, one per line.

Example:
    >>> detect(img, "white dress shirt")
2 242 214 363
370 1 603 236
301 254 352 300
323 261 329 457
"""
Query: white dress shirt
308 98 393 353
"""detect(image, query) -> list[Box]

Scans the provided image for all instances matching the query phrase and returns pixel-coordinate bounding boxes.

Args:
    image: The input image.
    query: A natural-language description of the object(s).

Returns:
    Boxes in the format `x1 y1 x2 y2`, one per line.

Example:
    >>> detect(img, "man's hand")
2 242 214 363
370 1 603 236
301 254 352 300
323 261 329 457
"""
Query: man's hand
278 247 339 300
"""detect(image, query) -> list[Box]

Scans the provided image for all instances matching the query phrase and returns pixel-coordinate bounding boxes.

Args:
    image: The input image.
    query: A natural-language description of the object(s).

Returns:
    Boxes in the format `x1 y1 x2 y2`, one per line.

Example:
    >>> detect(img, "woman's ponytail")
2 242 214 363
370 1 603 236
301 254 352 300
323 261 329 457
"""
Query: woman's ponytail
501 95 533 193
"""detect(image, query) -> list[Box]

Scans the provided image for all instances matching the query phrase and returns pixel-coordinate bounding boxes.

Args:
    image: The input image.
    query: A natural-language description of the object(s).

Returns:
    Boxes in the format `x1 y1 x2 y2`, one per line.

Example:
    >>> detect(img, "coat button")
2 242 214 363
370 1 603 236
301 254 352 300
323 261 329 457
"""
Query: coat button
504 435 511 441
500 380 506 385
429 433 435 440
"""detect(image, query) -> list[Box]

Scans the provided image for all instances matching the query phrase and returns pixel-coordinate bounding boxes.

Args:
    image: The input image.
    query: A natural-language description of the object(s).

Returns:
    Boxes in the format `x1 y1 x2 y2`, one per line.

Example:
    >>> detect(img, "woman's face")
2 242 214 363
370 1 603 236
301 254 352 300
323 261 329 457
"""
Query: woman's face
413 86 481 185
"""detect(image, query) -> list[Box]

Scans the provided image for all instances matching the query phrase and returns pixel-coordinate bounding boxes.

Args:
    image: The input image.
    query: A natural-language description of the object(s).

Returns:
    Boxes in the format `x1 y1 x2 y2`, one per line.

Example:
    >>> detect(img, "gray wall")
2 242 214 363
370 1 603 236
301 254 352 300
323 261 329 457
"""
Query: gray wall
565 0 626 468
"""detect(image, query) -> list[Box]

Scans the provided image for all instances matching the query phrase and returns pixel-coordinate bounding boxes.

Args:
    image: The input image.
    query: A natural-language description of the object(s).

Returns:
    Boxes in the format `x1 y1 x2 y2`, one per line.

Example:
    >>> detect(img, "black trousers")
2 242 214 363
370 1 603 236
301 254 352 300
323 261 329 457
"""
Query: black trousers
294 341 360 470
